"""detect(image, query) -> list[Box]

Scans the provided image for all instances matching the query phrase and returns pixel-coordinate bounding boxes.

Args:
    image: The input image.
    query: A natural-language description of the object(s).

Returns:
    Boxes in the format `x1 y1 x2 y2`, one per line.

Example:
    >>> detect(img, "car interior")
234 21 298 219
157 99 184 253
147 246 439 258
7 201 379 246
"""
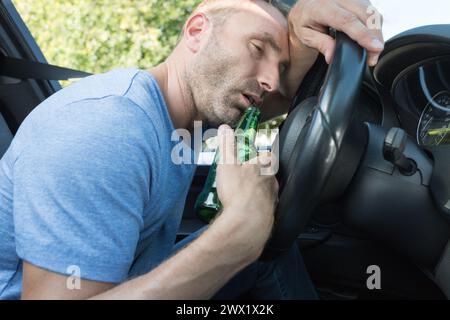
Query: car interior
0 1 449 300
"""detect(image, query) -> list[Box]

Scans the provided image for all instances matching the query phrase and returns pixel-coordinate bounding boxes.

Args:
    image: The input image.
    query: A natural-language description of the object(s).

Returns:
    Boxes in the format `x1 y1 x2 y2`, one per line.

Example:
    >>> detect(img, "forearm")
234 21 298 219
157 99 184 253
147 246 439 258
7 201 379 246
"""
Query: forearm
91 208 256 300
283 21 319 100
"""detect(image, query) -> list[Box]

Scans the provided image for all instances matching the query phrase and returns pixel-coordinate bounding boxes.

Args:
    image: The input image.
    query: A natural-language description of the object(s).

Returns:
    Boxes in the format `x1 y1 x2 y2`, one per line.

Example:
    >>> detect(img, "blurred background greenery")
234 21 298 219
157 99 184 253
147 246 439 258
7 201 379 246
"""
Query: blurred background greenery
13 0 285 129
13 0 202 74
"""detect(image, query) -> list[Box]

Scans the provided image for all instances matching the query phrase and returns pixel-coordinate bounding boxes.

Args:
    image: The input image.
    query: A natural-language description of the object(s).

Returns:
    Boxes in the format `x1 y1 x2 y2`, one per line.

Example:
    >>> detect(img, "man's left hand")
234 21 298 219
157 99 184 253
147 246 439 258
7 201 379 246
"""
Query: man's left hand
288 0 384 66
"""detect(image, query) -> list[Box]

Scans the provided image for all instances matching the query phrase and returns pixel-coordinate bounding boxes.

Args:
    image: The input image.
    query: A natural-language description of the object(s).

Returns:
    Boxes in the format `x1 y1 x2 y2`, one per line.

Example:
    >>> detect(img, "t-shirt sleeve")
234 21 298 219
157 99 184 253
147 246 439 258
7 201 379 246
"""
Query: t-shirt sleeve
13 96 154 283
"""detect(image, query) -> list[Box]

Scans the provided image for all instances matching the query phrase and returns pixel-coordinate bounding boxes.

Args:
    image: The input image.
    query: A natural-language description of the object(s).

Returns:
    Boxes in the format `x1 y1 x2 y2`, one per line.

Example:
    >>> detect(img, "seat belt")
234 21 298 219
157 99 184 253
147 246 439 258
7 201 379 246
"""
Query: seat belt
0 55 91 80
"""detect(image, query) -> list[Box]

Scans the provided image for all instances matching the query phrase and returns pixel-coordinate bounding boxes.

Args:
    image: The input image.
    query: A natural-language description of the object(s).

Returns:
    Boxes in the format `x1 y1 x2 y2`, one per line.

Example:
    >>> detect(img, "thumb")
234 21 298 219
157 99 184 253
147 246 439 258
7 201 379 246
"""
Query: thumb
218 125 237 165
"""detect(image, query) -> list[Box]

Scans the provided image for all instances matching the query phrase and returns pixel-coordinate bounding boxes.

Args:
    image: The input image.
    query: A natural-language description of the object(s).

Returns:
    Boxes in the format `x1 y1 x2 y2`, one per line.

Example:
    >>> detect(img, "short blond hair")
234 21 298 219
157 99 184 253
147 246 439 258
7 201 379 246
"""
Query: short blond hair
180 0 287 38
194 0 289 16
192 0 242 28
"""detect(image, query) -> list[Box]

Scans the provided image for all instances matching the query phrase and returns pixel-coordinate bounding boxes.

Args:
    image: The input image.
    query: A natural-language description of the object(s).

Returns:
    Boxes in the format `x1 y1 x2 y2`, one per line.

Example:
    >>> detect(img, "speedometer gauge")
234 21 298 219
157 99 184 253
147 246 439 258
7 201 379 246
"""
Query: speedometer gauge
417 91 450 146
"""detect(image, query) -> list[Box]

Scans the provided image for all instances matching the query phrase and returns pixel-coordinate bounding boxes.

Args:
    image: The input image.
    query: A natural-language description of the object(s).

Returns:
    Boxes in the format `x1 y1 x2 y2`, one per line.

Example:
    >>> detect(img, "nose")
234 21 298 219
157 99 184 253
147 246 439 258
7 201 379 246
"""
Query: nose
258 62 280 94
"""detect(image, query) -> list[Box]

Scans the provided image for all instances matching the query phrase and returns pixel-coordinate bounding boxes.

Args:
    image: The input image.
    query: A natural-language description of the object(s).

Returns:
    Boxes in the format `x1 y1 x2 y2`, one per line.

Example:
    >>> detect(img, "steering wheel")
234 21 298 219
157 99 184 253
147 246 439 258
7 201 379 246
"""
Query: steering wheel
261 32 367 261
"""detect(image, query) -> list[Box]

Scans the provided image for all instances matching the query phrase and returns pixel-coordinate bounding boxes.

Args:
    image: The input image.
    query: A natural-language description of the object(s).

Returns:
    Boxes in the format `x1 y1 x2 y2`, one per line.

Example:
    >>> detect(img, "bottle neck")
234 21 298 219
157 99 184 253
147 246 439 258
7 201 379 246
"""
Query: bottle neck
235 107 261 144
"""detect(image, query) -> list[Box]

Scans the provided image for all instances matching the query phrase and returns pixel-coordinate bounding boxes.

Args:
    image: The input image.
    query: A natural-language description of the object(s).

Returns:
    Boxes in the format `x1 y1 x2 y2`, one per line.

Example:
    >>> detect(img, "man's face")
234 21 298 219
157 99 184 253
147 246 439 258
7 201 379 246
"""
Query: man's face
186 3 289 127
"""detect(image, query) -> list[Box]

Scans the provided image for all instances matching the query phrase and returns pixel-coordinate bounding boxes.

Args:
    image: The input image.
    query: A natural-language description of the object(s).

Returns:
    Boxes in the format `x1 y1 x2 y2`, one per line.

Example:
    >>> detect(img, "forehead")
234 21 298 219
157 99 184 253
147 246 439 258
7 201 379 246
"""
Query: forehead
221 6 289 51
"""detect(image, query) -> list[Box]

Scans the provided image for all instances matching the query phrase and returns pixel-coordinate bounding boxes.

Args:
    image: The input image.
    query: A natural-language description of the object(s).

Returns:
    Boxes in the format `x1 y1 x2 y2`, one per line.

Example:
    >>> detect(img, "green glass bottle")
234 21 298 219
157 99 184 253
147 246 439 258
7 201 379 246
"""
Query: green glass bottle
195 107 261 223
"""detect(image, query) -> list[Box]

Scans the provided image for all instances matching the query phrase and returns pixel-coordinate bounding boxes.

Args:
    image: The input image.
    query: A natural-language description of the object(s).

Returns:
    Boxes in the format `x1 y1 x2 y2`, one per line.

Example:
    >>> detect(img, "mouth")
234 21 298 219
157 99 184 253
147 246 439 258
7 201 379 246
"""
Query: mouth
242 93 263 109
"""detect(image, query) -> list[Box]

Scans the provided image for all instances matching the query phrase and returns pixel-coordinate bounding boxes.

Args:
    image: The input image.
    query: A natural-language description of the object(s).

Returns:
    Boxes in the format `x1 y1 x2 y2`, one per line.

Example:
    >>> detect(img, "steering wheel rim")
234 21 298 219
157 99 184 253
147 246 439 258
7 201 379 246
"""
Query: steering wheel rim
261 32 367 261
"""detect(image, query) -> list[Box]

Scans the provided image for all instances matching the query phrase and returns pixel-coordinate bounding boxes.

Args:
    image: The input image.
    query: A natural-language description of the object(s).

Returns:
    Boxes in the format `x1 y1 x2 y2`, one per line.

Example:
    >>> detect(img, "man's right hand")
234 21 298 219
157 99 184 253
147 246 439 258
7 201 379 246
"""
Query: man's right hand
214 125 279 261
21 125 279 300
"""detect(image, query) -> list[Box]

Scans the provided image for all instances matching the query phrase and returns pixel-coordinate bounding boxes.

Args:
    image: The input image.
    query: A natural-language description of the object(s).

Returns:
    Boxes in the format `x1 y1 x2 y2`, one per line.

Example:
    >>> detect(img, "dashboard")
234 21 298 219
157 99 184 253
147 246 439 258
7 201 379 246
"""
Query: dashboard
417 90 450 147
356 24 450 298
393 57 450 147
372 24 450 223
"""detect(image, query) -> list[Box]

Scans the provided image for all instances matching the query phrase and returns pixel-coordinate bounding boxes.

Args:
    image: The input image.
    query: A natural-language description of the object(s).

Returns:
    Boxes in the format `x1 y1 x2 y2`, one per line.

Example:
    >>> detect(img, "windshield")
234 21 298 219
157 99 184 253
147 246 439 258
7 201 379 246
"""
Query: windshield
372 0 449 40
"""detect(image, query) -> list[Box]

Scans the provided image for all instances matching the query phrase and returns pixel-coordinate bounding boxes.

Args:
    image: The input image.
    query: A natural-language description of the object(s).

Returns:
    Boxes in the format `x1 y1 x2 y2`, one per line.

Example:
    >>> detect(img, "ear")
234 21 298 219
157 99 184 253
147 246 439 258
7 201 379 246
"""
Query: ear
183 13 210 53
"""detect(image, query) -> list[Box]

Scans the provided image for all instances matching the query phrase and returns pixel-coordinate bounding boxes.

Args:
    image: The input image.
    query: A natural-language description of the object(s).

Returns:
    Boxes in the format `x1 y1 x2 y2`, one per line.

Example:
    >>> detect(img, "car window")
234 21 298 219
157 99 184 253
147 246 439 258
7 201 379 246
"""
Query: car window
372 0 449 40
12 0 202 81
14 0 446 165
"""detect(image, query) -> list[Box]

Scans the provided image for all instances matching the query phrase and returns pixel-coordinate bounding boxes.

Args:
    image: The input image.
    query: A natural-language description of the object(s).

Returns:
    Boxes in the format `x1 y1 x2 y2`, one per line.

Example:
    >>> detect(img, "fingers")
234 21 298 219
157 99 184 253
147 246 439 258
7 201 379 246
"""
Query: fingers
301 0 384 66
257 153 280 198
366 16 384 66
241 152 272 167
337 0 384 66
241 151 279 177
218 125 236 165
257 152 273 168
366 37 384 66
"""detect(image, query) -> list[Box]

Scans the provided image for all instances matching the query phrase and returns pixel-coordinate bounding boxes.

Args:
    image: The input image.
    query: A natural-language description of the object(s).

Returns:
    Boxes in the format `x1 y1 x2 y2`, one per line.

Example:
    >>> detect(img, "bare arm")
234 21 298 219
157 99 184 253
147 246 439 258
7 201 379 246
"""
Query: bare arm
92 205 268 300
21 210 249 300
21 262 115 300
22 126 278 300
22 209 260 300
22 212 250 300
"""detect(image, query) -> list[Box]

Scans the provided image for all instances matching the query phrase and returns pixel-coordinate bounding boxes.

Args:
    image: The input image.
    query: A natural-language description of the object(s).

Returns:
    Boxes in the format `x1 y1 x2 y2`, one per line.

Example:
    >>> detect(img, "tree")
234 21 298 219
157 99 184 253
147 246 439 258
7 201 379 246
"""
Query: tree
13 0 201 74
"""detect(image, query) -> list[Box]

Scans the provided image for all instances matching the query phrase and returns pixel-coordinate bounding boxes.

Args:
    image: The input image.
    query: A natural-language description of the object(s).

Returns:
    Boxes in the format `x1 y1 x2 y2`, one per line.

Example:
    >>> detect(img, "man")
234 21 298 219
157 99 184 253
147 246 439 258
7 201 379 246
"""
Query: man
0 0 384 299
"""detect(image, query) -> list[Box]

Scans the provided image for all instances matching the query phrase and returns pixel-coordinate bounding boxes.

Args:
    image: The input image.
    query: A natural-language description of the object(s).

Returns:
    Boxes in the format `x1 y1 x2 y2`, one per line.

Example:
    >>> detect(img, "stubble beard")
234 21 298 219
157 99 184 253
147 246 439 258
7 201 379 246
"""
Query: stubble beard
185 32 246 128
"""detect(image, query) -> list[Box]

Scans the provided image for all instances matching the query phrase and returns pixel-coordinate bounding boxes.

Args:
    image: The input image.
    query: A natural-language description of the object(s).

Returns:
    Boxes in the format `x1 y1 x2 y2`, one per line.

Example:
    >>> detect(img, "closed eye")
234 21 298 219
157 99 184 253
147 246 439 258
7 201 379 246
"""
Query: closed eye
252 43 263 52
250 42 264 56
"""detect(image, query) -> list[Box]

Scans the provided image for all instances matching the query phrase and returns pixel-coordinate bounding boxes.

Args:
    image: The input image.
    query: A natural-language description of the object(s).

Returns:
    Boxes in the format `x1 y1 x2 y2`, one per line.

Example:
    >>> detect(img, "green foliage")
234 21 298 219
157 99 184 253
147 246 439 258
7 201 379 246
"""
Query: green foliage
13 0 287 126
13 0 202 74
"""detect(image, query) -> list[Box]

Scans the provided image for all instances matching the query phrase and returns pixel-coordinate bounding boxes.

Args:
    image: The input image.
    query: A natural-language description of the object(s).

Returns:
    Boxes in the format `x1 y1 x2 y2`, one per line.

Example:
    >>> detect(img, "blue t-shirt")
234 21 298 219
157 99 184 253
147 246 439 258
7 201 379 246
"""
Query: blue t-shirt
0 68 197 299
